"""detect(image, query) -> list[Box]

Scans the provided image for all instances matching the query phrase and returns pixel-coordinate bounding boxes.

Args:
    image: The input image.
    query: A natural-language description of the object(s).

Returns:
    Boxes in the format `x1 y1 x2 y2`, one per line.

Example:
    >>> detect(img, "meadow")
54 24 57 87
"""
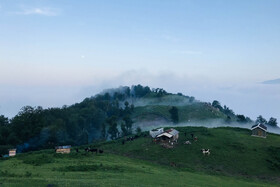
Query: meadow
0 127 279 186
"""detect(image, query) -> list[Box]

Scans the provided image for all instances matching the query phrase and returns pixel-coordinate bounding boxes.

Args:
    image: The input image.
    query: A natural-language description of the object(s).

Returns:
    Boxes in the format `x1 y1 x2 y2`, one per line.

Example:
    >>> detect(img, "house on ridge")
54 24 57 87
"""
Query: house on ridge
251 123 267 138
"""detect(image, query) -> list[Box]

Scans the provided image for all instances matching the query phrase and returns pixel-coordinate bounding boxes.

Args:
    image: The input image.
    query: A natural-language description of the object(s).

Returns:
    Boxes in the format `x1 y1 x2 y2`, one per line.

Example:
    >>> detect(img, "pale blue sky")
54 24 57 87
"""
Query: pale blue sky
0 0 280 122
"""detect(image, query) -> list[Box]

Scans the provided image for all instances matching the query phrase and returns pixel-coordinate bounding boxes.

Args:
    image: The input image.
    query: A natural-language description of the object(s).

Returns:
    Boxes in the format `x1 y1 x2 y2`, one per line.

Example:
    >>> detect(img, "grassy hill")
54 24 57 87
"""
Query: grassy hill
1 126 279 186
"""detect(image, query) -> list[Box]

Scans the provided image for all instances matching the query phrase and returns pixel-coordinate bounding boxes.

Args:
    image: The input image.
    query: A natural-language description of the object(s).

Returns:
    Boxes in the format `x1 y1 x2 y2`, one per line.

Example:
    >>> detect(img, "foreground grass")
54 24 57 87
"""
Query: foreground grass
0 151 275 187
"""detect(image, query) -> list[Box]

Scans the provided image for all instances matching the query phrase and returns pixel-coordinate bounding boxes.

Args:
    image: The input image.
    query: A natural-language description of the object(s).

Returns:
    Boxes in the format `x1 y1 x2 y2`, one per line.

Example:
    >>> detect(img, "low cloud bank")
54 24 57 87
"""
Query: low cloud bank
136 119 280 135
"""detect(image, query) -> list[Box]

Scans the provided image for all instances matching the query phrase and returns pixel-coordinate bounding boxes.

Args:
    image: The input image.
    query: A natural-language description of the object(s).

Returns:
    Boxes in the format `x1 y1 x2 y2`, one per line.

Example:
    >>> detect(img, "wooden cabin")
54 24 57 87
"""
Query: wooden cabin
55 145 71 154
251 124 267 138
9 149 17 157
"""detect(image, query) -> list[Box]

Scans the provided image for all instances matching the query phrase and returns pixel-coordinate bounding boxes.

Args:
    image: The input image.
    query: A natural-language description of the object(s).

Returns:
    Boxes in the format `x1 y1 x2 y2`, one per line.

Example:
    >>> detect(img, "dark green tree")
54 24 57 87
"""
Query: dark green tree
267 117 277 127
169 106 179 123
236 115 247 123
123 115 133 135
136 127 142 135
107 116 119 139
256 115 267 125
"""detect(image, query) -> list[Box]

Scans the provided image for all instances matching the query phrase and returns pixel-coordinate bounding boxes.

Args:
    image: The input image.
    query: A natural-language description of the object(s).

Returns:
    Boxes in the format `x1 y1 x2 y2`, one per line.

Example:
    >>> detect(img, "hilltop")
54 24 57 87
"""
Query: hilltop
0 85 278 155
0 126 280 186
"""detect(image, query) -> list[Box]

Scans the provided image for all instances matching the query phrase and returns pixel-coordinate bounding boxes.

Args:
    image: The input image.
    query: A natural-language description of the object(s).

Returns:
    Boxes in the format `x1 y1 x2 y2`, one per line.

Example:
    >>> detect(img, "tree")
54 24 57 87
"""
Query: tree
267 117 278 127
236 115 247 123
121 122 127 136
0 115 9 126
107 116 119 139
212 100 222 111
189 96 195 103
123 115 133 135
108 122 119 140
136 127 142 135
101 123 107 139
256 115 267 125
169 106 179 123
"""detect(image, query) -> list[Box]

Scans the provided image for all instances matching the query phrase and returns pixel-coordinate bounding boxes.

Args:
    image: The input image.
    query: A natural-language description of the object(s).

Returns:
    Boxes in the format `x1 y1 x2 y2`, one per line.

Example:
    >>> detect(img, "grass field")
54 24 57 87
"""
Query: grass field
132 102 227 125
1 127 280 186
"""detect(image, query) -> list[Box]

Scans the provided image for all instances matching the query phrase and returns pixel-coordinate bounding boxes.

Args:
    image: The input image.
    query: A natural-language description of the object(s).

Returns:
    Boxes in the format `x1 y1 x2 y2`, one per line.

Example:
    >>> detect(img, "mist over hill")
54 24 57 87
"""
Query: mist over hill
263 78 280 84
0 85 278 155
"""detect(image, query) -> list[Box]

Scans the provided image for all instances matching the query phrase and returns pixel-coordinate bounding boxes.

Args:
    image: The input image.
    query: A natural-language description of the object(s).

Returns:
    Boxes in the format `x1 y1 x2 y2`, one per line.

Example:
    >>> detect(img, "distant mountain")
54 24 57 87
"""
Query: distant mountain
262 78 280 84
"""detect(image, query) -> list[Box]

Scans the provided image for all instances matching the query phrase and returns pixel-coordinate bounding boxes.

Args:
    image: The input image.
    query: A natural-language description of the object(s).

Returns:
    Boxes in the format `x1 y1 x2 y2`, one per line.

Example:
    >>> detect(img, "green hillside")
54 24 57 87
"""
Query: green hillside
1 127 279 186
132 102 227 124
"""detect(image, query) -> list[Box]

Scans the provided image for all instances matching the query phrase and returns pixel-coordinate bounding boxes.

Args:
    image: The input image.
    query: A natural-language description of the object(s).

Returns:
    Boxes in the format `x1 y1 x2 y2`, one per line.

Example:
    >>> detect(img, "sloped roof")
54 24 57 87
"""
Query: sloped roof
166 128 179 136
157 132 173 138
150 128 164 138
55 145 71 149
251 123 267 131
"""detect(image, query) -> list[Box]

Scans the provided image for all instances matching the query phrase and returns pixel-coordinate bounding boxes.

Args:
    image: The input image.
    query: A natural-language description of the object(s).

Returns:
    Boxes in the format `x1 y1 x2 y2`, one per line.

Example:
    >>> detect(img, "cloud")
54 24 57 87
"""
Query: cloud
13 7 59 16
262 78 280 85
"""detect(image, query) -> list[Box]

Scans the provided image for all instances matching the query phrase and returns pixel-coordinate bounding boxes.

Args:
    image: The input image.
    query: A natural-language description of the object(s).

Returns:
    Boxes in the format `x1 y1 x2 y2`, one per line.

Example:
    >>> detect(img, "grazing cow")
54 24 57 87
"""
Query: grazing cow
85 147 98 154
99 149 104 154
201 149 210 155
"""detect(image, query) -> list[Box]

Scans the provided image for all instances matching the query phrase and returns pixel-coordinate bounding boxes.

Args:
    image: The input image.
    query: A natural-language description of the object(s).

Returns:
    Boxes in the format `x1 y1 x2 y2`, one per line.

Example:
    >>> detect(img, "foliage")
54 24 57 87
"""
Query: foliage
267 117 278 127
169 106 179 123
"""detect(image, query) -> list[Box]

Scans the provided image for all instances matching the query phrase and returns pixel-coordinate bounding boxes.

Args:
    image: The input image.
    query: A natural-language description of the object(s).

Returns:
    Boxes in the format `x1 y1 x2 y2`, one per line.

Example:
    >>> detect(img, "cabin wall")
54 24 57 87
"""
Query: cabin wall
9 150 16 157
56 148 71 154
251 128 266 137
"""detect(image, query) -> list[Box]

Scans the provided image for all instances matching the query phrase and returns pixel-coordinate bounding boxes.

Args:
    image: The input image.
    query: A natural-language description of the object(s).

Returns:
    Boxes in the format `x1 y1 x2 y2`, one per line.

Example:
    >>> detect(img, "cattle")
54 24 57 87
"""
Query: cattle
85 147 98 154
99 149 104 154
201 149 210 155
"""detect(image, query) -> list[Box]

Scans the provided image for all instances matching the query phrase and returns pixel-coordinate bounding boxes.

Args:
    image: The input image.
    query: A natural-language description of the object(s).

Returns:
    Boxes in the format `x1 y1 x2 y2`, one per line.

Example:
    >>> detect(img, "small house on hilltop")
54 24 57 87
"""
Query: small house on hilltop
251 123 267 138
154 128 179 142
165 128 179 141
149 128 164 138
55 145 71 154
9 149 16 157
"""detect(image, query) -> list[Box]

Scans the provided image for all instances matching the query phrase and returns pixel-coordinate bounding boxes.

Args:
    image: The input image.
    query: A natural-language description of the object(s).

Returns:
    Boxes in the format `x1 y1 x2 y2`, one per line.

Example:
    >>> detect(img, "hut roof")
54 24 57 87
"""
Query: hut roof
55 145 71 149
251 124 267 131
166 128 179 136
157 132 173 138
149 128 164 138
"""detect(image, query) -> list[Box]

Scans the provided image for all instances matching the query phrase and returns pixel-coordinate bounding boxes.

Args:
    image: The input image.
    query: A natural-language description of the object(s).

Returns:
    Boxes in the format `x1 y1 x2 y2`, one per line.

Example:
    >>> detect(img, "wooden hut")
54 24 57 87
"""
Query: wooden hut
251 124 267 138
9 149 17 157
55 145 71 154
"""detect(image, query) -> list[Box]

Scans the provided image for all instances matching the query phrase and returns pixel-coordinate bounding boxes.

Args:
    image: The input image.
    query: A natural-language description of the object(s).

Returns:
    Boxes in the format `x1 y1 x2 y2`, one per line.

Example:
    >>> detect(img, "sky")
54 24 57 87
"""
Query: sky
0 0 280 123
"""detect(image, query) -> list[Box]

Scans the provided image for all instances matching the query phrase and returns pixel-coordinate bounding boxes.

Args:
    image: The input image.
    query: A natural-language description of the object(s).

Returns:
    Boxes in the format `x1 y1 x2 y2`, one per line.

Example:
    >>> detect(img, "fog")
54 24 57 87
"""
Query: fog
135 119 280 135
0 70 279 128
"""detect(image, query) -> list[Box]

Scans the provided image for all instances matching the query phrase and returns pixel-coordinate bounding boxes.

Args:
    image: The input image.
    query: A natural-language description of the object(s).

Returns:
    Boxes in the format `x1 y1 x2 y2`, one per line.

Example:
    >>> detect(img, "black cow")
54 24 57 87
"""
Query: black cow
85 147 98 154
